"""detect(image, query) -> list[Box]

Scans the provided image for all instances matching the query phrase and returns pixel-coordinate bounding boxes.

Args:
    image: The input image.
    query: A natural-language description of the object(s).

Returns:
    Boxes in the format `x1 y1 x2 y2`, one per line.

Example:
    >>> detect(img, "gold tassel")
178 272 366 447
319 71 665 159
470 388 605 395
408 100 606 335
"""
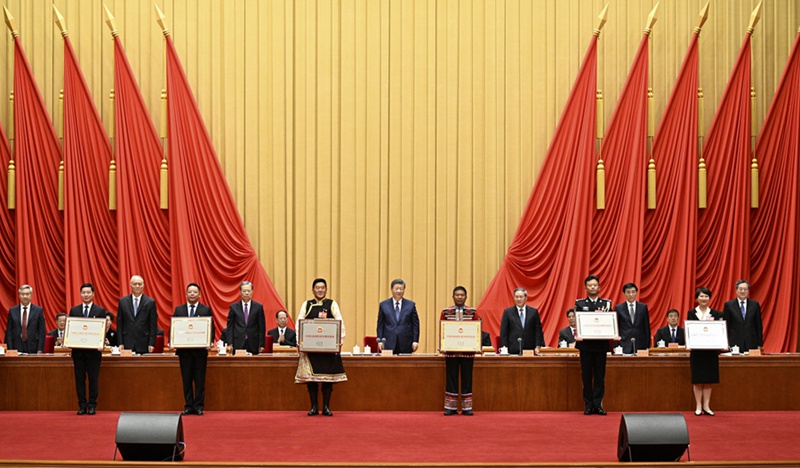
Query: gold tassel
751 157 759 208
58 89 63 139
647 159 656 209
7 159 15 209
160 159 168 209
596 159 605 210
58 161 64 211
698 157 707 208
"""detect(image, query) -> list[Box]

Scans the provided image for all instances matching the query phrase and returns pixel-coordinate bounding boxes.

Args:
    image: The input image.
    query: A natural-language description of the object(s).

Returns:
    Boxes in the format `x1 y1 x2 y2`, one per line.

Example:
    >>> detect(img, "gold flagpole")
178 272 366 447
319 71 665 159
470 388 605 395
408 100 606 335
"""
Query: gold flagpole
696 3 709 209
5 7 16 209
747 2 762 209
53 5 68 211
645 3 659 210
155 3 169 210
104 5 118 210
595 5 608 210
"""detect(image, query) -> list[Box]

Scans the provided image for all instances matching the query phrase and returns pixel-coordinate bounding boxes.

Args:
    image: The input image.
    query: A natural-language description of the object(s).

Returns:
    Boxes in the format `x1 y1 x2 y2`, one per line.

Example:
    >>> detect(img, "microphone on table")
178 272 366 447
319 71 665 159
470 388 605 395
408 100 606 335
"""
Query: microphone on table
631 337 637 356
517 337 523 356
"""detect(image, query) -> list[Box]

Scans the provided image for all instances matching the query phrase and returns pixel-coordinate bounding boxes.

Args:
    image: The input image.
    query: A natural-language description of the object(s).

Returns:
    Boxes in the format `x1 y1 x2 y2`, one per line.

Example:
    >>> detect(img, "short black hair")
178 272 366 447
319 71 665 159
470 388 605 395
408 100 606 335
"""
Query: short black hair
584 275 600 285
275 310 288 319
566 308 575 317
666 309 679 318
391 279 406 288
695 287 712 298
312 278 327 288
622 282 638 293
186 283 201 292
735 279 750 289
80 283 95 292
105 311 115 322
56 312 67 319
453 285 467 295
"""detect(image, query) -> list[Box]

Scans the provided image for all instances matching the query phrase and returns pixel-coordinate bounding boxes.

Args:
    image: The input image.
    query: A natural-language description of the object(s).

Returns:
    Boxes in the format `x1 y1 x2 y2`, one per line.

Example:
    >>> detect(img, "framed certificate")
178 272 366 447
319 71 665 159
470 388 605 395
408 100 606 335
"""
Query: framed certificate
298 319 342 353
685 320 729 350
170 317 213 348
64 318 106 349
439 321 482 353
575 312 618 340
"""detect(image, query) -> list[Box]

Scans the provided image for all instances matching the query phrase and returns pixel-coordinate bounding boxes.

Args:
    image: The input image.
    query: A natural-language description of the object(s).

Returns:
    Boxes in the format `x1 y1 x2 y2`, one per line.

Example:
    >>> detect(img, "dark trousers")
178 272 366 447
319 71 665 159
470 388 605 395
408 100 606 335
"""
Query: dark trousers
72 351 101 409
307 382 334 407
579 350 607 409
178 353 208 411
445 357 474 395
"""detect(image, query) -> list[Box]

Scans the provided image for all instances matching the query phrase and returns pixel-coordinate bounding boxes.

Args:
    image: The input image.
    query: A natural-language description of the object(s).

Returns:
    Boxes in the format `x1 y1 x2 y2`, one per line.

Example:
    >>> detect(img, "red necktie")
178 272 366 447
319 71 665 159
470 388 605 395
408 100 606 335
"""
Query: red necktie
21 306 28 341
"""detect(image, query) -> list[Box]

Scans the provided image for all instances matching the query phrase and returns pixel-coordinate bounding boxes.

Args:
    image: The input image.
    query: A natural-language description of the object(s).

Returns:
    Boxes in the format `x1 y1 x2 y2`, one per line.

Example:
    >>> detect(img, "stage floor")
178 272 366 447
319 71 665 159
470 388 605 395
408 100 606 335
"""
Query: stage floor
1 410 799 466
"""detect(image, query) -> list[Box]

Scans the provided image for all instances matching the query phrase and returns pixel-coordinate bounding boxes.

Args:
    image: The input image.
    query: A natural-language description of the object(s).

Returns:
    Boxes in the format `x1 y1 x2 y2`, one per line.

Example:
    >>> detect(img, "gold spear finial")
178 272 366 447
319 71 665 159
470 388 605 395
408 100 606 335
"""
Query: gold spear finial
4 5 19 38
154 3 170 36
593 4 608 37
53 4 68 37
747 1 762 35
103 4 118 37
694 2 710 35
644 2 659 36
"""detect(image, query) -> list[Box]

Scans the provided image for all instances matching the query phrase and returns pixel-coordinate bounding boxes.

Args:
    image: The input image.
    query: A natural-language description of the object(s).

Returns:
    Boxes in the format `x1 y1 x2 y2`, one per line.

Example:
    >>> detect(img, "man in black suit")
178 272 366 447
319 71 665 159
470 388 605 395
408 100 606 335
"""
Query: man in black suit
69 283 106 415
117 275 158 354
377 279 420 354
723 280 764 352
558 308 577 347
500 288 544 355
226 281 265 355
173 283 214 415
5 285 46 354
48 313 68 348
614 283 651 353
575 275 616 416
267 310 297 347
654 309 685 346
104 312 118 347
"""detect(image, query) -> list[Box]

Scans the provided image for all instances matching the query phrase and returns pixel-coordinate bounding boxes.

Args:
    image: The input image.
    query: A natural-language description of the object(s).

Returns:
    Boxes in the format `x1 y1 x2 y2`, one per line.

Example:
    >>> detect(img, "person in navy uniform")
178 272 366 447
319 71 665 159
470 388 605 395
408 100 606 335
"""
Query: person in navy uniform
574 275 616 415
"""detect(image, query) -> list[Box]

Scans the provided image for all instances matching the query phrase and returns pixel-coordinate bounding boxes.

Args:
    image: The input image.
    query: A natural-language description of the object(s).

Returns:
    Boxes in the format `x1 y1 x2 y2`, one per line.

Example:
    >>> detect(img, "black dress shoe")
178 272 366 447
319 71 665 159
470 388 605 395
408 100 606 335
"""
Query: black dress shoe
444 409 457 416
87 407 96 415
77 408 87 415
461 410 474 416
322 406 333 416
195 409 204 416
182 409 194 415
702 409 715 416
584 409 593 415
308 405 318 416
595 407 607 416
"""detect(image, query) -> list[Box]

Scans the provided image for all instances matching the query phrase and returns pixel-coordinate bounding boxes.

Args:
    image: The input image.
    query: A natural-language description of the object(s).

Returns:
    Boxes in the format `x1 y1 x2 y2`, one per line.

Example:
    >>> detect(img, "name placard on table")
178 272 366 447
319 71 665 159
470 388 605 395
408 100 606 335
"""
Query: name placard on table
64 318 105 349
685 320 729 350
439 321 482 353
298 319 342 353
170 317 213 348
575 312 619 340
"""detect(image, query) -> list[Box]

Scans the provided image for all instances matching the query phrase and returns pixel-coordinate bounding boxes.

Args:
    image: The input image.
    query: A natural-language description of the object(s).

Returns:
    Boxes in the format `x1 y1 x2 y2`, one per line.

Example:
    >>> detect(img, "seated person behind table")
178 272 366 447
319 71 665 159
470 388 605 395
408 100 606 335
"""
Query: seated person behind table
654 309 685 346
48 313 68 347
267 310 297 347
558 308 577 347
105 312 118 347
481 331 492 348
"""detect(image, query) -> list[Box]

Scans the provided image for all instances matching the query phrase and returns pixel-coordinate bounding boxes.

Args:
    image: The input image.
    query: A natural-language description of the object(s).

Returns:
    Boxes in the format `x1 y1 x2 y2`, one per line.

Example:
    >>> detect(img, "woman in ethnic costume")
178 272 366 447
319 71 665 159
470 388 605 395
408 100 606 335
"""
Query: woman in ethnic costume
295 278 347 416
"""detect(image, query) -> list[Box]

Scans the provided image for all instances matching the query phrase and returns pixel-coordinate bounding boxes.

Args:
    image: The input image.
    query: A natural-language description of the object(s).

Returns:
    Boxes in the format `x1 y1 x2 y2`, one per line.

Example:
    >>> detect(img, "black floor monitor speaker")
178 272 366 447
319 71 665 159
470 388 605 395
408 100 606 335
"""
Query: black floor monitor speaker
115 412 185 461
617 413 689 462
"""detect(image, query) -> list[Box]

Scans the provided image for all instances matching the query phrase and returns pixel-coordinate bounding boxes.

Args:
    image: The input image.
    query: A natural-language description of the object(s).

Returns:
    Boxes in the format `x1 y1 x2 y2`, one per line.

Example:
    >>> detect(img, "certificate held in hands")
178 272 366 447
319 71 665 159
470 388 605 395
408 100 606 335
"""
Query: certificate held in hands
575 312 618 340
64 318 106 349
171 317 213 348
685 320 728 350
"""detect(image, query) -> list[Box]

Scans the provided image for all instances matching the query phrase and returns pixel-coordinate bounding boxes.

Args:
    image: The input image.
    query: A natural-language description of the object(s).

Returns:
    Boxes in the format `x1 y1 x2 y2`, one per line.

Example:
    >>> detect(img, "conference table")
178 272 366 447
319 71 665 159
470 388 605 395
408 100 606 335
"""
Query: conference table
1 351 798 412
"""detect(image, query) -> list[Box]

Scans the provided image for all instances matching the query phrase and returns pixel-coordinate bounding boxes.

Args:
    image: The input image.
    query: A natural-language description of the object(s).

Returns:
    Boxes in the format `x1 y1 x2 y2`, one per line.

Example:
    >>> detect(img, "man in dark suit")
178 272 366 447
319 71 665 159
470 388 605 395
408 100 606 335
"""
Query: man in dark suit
117 275 158 354
377 279 420 354
614 283 651 353
267 310 297 347
500 288 544 355
104 312 118 347
558 308 577 347
5 285 46 354
69 283 106 415
575 275 616 416
48 313 68 348
654 309 685 346
173 283 214 415
723 280 763 351
226 281 265 355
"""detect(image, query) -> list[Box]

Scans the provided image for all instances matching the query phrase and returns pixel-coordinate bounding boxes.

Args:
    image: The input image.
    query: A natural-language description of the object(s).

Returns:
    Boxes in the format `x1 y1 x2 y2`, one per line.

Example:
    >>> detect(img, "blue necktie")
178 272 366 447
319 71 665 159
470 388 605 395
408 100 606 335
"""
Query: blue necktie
394 302 400 322
84 305 89 318
671 328 676 343
519 308 525 326
190 304 195 317
133 297 139 318
740 301 746 320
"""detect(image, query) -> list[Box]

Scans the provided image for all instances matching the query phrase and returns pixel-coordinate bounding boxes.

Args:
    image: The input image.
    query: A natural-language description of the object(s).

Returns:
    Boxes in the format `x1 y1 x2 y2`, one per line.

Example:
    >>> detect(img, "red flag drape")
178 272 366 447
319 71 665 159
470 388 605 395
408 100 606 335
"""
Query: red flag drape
749 31 800 352
62 36 119 309
165 36 287 335
590 33 649 305
13 35 66 327
640 34 699 327
0 122 15 340
696 34 752 304
477 37 598 345
113 37 173 329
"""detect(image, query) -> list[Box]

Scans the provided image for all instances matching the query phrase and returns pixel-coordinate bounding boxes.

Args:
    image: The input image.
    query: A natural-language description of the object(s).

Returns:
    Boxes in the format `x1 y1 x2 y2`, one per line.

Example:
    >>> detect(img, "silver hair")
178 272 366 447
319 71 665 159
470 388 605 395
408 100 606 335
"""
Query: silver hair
18 284 33 294
513 287 528 296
